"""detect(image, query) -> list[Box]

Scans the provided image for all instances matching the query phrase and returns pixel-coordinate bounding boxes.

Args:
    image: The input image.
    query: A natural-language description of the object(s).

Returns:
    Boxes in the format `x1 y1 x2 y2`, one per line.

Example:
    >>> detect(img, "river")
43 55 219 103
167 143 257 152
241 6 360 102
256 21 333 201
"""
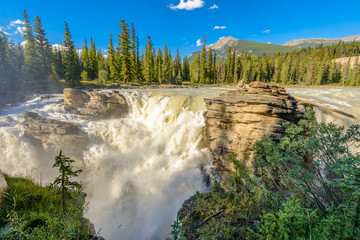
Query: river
0 87 359 239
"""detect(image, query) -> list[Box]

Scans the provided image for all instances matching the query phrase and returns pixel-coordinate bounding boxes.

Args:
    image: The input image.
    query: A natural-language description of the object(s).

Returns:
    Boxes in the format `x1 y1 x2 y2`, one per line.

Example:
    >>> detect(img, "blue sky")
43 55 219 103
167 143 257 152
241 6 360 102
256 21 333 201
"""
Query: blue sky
1 0 360 56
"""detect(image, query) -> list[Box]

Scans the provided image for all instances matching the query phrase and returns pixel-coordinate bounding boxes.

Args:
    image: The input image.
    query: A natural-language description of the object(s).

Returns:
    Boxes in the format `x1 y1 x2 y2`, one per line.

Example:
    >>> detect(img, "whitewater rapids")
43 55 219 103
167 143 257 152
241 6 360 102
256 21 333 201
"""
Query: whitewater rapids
0 87 359 239
0 88 223 239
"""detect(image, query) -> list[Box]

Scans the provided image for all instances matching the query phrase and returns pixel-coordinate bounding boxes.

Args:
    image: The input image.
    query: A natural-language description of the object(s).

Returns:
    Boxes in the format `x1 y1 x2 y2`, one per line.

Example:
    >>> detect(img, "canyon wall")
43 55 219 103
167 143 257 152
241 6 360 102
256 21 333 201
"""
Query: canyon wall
203 81 306 181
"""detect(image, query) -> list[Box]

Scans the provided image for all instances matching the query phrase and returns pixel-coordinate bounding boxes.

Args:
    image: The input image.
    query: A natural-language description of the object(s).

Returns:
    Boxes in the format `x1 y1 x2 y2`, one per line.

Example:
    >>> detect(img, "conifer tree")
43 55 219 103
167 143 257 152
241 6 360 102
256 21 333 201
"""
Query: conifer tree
88 38 98 80
52 150 82 216
34 14 52 81
144 35 155 83
107 31 117 82
200 34 207 84
190 53 200 83
81 38 89 76
118 19 131 84
23 10 42 82
156 48 163 83
163 44 172 84
181 55 190 82
206 48 213 83
224 46 233 82
130 23 137 82
62 21 81 86
173 49 181 83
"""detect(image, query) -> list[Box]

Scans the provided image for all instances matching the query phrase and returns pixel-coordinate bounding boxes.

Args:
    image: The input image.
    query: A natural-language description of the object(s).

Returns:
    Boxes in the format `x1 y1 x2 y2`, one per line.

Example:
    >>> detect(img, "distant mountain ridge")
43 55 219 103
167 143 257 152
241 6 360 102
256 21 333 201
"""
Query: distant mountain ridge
283 34 360 48
190 36 297 60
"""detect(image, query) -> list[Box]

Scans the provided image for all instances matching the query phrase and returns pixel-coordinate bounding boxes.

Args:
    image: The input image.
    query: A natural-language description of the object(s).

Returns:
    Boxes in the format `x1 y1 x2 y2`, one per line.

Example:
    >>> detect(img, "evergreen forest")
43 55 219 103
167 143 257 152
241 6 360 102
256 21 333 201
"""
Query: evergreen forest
1 10 360 92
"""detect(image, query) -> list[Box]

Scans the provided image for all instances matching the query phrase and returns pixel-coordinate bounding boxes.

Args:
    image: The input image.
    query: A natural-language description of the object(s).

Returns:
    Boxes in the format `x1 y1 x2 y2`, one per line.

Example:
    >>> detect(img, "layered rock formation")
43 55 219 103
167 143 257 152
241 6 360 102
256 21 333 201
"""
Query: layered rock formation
63 88 129 119
203 81 306 181
0 173 8 207
23 111 89 165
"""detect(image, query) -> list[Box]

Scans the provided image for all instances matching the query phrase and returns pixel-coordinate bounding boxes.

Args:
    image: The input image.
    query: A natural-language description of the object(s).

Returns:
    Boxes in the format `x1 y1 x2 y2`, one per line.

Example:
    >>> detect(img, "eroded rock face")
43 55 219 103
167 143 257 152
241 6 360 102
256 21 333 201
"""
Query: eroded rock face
203 81 305 181
0 173 8 207
23 111 89 165
63 88 129 119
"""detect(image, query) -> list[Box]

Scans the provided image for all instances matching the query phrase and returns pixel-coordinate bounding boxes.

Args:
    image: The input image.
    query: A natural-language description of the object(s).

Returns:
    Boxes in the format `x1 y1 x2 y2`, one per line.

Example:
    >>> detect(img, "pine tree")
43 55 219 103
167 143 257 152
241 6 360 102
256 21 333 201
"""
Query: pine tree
107 31 117 82
190 53 200 83
156 48 163 83
87 38 98 80
163 44 172 84
200 34 207 84
23 10 42 82
144 35 155 83
118 19 131 84
173 49 181 83
130 23 137 82
206 48 213 84
33 14 52 81
81 38 89 76
181 55 190 82
63 21 81 86
52 150 82 216
224 46 233 83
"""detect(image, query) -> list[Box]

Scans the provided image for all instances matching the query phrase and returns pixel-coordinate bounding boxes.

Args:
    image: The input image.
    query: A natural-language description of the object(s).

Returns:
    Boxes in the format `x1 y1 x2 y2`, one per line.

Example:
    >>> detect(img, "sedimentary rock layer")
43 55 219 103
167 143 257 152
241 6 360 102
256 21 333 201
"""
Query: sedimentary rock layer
203 81 305 181
23 111 89 164
63 88 129 119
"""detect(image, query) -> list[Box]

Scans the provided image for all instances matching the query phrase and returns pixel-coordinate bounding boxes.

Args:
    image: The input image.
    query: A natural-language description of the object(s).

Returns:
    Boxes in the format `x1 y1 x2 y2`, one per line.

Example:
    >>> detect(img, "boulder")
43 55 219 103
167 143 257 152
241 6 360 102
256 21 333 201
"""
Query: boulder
203 82 305 182
0 173 8 207
63 88 129 119
23 111 89 165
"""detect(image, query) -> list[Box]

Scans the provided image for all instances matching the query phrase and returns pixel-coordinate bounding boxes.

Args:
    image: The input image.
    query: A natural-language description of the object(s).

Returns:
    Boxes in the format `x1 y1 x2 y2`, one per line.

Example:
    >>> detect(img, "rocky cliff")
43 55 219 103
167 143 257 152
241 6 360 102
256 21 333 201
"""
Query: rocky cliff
203 81 305 182
63 88 129 119
23 111 89 166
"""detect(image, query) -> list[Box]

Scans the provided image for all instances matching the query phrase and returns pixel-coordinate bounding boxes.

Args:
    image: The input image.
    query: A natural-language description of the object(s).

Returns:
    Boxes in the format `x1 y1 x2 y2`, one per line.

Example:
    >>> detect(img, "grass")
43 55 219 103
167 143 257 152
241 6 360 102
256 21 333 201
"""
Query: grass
0 175 90 239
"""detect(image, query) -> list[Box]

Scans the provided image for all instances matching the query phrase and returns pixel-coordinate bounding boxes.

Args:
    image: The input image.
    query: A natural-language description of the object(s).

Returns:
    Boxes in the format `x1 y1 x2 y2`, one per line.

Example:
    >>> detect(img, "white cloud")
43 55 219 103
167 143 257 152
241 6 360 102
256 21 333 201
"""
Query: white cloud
13 26 25 35
8 19 24 29
213 26 226 30
263 29 270 34
209 4 218 9
196 39 202 47
169 0 205 10
1 19 25 35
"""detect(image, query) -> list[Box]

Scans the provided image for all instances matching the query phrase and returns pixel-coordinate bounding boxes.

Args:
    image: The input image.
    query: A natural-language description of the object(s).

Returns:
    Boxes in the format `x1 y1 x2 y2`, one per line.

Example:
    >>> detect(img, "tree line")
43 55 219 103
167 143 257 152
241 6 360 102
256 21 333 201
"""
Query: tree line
1 10 360 91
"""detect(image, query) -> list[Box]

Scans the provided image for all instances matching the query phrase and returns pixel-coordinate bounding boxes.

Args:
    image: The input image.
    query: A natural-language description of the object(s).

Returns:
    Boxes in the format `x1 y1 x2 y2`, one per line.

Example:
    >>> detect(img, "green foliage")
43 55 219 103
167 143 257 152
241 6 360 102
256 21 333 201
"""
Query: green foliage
170 217 186 240
51 150 82 216
178 109 360 239
0 175 89 240
99 69 108 84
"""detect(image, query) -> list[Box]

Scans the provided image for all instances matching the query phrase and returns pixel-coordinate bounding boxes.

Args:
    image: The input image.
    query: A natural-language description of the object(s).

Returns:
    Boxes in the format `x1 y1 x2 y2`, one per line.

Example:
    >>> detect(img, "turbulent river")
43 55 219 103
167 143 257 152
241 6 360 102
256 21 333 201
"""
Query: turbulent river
0 87 359 239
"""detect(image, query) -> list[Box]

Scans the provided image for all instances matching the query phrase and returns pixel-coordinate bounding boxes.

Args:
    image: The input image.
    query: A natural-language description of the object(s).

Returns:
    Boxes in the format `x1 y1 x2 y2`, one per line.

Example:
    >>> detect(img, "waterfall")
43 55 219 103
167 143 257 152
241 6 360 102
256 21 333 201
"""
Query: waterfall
0 89 217 239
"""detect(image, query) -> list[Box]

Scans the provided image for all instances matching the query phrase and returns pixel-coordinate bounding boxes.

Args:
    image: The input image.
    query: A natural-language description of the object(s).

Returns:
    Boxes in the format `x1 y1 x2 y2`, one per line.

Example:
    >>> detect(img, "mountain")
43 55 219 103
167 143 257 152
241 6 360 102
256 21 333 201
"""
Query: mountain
189 36 297 61
283 34 360 48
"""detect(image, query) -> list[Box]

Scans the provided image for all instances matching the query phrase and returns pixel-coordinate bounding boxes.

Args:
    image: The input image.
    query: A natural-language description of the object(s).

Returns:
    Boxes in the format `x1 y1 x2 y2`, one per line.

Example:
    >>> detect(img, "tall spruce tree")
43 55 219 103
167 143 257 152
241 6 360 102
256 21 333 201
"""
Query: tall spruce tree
118 19 131 84
200 34 207 84
173 49 181 83
156 48 163 83
206 48 213 84
130 23 138 82
144 35 155 83
34 14 52 81
88 38 98 80
81 38 89 76
107 30 117 82
181 55 190 82
23 10 42 83
62 21 81 86
162 44 173 84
